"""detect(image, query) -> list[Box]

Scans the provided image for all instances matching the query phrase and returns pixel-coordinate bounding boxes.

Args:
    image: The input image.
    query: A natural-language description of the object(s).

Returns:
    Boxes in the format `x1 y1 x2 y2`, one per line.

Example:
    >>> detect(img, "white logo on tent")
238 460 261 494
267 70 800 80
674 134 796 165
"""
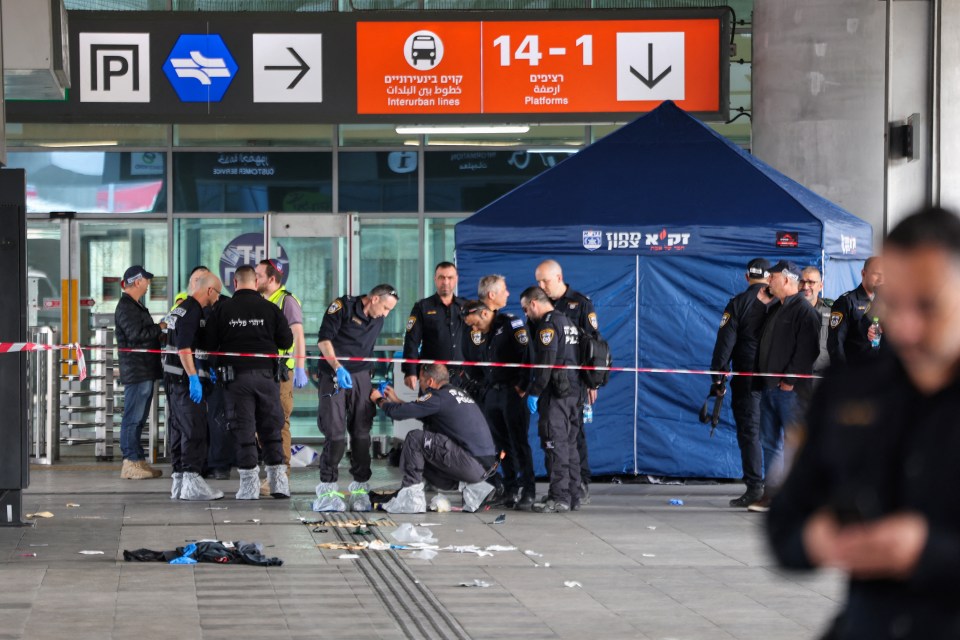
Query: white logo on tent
582 230 603 251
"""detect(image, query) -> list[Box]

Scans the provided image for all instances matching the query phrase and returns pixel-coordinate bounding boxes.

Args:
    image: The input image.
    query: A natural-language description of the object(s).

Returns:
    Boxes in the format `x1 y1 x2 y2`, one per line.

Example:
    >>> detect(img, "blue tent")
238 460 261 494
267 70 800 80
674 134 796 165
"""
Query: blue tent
455 101 873 479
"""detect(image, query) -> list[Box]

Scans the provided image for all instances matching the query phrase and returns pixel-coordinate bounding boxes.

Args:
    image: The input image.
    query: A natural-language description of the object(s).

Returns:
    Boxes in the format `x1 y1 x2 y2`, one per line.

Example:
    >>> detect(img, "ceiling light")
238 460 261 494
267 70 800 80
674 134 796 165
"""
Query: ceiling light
395 125 531 135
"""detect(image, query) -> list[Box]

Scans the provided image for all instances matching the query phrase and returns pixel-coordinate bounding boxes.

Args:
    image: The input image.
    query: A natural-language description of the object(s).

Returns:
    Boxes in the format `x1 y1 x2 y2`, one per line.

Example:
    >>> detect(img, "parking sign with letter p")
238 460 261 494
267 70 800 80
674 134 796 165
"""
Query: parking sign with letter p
79 33 150 103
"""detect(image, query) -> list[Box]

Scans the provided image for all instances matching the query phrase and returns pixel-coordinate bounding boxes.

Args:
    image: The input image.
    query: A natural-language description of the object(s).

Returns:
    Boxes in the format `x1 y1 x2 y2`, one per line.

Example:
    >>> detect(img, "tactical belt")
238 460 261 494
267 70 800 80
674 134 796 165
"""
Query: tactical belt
162 363 210 379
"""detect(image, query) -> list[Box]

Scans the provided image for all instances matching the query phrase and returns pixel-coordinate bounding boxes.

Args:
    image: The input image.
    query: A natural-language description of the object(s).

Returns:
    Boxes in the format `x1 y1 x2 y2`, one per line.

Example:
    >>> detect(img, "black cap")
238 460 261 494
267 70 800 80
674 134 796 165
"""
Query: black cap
122 265 154 286
463 300 491 315
767 260 801 280
746 258 771 279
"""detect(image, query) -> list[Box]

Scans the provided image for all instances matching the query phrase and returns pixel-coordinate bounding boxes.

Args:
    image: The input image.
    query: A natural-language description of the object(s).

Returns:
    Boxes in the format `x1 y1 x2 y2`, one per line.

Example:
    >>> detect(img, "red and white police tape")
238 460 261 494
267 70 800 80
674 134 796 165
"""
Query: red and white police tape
0 341 820 380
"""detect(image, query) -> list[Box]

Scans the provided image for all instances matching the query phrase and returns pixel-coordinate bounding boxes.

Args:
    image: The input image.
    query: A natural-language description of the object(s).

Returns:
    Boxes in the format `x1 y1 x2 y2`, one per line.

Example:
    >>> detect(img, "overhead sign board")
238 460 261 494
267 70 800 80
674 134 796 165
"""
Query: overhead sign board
357 18 720 116
7 10 728 124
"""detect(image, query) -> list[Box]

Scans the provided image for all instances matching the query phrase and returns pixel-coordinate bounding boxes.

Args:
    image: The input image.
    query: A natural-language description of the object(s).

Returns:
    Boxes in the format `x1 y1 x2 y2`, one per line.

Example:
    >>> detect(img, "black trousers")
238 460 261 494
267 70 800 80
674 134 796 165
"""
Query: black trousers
482 385 534 495
166 380 208 474
538 392 581 505
730 375 763 489
317 369 375 483
205 385 236 471
224 368 284 470
400 429 486 490
576 385 591 484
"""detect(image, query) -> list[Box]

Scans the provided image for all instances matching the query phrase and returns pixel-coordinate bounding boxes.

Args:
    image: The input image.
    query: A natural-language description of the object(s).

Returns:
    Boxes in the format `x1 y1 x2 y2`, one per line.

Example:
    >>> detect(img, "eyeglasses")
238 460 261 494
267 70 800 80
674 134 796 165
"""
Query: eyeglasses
799 279 821 286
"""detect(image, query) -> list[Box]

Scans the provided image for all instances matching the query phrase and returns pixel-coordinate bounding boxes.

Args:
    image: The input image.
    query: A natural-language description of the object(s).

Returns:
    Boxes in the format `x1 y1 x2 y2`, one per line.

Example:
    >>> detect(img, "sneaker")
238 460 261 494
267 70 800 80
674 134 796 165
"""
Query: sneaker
729 485 764 508
579 481 591 505
532 498 571 513
747 493 772 513
138 461 163 478
570 497 581 511
120 459 154 480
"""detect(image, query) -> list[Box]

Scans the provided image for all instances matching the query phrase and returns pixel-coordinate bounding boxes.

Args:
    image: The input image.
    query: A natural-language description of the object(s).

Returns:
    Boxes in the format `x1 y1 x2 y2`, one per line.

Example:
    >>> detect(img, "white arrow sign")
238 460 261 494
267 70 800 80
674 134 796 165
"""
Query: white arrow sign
253 34 323 103
616 32 685 102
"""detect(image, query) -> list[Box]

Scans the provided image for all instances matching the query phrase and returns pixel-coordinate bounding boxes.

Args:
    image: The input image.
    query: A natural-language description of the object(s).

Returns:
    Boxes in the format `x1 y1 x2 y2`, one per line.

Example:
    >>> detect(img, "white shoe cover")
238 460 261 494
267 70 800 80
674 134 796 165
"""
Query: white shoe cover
312 482 346 512
179 472 224 501
170 472 183 500
347 481 371 511
236 467 260 500
384 483 427 514
462 481 495 512
265 464 290 498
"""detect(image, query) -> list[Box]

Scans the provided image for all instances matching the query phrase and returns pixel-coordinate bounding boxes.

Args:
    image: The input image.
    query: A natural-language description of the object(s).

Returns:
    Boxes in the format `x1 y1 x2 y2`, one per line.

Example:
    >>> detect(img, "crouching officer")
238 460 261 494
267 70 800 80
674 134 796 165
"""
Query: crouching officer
462 298 534 509
371 364 498 514
165 272 224 501
205 266 293 500
519 286 581 513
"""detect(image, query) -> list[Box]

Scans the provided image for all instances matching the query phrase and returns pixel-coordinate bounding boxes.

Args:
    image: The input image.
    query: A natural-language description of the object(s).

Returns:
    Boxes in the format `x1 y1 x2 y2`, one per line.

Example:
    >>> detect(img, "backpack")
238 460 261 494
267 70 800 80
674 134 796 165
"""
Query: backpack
578 329 612 389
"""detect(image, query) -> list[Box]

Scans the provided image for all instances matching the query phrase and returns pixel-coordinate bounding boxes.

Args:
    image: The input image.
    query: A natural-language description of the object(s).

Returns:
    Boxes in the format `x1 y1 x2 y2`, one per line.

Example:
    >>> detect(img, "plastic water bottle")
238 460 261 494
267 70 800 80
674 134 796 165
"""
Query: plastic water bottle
870 317 882 349
583 403 593 424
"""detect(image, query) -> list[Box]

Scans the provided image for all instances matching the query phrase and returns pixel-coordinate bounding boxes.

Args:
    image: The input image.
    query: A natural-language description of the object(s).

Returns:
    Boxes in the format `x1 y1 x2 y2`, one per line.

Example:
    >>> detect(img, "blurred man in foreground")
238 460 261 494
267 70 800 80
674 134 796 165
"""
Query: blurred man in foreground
768 207 960 639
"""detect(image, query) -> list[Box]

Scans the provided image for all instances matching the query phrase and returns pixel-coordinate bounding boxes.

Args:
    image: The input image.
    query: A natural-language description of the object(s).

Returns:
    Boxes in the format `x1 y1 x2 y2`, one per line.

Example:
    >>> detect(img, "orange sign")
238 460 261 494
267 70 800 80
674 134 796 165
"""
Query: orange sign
356 18 722 116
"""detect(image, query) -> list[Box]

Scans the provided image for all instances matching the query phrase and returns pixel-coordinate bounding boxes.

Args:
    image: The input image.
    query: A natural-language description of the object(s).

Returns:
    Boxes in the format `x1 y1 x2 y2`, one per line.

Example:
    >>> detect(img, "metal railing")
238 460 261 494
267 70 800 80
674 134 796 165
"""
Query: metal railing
28 327 60 465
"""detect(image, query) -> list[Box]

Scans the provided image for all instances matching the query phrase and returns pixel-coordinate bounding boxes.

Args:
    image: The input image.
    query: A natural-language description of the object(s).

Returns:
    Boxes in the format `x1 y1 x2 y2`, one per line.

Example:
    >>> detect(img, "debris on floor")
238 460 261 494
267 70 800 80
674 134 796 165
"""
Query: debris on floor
458 580 492 588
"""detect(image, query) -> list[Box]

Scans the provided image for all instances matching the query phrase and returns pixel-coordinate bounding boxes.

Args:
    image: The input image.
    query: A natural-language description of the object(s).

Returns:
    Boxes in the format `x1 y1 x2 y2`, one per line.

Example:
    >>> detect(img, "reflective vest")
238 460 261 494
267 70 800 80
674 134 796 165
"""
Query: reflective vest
268 286 301 370
171 291 188 310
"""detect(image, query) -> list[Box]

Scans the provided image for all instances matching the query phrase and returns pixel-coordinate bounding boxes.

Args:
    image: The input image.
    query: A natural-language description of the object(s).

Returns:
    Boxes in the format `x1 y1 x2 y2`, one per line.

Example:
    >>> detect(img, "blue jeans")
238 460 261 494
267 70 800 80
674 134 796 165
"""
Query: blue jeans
759 386 799 486
120 380 155 461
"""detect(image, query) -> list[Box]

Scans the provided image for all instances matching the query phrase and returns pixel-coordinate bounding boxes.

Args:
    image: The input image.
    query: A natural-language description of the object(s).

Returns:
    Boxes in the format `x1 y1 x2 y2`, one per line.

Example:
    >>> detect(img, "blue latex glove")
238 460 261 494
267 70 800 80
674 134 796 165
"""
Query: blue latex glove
188 374 203 404
294 367 308 389
208 368 218 385
526 395 539 415
378 381 389 395
336 367 353 390
170 543 198 565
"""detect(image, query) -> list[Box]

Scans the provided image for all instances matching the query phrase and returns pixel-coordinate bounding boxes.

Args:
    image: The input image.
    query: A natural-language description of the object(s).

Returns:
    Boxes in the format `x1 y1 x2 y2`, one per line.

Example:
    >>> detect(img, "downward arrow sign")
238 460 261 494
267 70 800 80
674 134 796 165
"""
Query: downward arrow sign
264 47 310 90
629 43 672 89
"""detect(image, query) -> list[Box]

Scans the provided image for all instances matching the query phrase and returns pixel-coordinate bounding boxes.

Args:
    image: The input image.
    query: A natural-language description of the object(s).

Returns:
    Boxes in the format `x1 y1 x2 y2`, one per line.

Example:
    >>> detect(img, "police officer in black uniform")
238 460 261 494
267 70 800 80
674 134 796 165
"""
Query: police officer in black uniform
371 364 498 514
164 271 223 501
535 259 599 502
463 295 533 509
402 262 468 389
204 265 293 500
769 207 960 639
520 286 581 513
709 258 774 508
314 284 398 512
827 256 884 366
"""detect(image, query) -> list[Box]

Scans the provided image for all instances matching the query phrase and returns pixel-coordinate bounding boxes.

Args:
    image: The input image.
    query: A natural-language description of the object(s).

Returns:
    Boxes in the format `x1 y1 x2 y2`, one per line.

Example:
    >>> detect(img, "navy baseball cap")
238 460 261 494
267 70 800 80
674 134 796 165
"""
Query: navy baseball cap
123 265 154 286
766 260 801 280
746 258 771 278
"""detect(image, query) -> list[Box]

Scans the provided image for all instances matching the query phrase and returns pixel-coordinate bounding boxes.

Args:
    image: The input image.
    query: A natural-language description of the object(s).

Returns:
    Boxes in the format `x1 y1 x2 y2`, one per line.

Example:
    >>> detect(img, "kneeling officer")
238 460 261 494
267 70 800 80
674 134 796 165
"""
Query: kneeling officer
205 266 293 500
370 364 498 514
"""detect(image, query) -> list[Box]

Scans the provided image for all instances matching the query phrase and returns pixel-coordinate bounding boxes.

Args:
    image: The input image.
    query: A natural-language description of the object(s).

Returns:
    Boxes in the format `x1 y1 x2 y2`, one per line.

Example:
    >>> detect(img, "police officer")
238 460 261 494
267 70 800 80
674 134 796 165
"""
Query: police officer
799 266 833 377
371 364 498 514
535 259 598 502
709 258 774 508
164 271 223 501
205 266 293 500
520 286 581 513
827 256 884 366
256 258 309 482
463 293 534 509
402 262 468 389
769 207 960 638
314 284 398 512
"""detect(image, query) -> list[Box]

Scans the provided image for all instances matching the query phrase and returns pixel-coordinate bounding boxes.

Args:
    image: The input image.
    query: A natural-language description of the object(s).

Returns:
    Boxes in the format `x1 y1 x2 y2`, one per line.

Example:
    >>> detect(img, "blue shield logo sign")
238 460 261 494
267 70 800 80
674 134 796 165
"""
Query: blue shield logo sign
582 230 603 251
163 34 238 102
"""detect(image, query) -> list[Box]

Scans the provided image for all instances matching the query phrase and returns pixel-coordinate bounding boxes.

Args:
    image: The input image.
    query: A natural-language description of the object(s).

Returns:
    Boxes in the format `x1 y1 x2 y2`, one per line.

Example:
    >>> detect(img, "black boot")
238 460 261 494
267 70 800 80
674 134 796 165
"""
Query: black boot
729 484 764 508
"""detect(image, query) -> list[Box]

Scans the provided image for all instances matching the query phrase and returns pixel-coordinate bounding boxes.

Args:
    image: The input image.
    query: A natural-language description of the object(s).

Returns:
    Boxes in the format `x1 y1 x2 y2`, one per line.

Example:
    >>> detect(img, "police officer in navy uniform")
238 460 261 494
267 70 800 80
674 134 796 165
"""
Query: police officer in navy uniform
205 265 293 500
463 292 534 509
164 271 224 501
535 259 599 503
520 286 581 513
313 284 398 512
710 258 775 508
799 266 833 378
371 364 498 514
827 256 884 366
402 262 468 390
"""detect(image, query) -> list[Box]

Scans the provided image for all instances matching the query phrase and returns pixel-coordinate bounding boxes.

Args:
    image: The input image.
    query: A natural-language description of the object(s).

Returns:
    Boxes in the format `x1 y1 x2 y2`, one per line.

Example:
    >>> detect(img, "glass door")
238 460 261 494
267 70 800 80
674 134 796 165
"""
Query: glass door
267 213 348 442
